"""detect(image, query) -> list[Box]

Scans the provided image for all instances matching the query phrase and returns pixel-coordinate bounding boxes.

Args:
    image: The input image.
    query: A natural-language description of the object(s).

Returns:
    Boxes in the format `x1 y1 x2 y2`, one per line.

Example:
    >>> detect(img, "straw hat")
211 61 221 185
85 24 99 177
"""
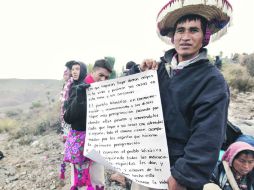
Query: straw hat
157 0 233 44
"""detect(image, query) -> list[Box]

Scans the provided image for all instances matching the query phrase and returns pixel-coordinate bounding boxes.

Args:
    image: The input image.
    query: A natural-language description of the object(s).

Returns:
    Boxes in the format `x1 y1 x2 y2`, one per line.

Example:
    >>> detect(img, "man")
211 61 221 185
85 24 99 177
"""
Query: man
123 61 136 76
130 0 232 190
85 58 113 83
215 55 222 70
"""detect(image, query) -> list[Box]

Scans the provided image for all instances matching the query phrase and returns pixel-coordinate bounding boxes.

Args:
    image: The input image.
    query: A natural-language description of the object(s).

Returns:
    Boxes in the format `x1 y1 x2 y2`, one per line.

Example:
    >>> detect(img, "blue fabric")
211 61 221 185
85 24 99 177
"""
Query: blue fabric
236 134 254 147
218 150 225 161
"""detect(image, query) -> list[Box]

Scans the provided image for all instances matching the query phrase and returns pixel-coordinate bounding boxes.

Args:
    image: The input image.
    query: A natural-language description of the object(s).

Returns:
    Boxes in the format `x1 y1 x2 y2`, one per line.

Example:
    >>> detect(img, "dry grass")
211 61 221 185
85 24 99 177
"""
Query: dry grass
222 63 254 92
0 118 18 133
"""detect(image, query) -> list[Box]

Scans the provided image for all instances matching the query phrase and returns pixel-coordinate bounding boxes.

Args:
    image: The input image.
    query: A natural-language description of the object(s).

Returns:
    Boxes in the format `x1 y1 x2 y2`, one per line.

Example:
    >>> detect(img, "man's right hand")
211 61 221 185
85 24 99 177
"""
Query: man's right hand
168 176 187 190
139 59 158 71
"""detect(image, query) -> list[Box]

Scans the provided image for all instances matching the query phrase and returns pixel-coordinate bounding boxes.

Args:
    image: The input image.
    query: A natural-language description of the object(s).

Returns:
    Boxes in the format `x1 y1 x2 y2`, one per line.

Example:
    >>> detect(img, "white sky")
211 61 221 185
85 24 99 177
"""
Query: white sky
0 0 253 79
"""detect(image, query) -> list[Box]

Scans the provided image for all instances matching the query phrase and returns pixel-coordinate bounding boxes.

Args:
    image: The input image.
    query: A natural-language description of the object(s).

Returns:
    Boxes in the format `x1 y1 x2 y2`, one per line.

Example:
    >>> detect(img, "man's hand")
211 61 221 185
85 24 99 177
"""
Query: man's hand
139 59 158 71
168 176 186 190
76 82 90 92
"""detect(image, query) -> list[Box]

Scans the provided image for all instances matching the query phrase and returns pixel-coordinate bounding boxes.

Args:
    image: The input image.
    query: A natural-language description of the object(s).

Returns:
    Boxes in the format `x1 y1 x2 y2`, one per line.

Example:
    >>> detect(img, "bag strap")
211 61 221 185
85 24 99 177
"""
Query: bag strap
222 161 240 190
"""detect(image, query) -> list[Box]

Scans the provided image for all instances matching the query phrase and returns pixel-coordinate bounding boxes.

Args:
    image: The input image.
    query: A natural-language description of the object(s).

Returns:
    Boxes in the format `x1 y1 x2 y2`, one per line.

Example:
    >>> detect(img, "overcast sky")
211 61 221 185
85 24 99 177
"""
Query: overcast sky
0 0 253 79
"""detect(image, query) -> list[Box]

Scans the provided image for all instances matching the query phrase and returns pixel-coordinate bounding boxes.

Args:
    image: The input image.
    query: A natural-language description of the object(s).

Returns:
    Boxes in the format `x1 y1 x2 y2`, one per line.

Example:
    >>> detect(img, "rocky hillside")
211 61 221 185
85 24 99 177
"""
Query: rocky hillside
0 81 253 189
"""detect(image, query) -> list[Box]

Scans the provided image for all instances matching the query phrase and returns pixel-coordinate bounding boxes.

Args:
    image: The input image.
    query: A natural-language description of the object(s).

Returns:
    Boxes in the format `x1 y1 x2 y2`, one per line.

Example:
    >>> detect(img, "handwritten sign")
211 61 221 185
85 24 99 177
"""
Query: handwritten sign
84 70 170 189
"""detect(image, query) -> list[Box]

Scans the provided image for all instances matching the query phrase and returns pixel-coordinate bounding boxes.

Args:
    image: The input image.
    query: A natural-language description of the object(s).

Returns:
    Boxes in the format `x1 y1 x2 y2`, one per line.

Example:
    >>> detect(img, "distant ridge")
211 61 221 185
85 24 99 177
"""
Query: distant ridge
0 79 62 111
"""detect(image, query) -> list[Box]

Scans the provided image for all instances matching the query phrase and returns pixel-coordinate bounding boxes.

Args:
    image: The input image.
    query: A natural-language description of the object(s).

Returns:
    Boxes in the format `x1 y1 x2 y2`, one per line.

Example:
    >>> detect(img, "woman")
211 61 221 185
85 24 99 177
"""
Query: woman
63 58 113 190
60 61 76 141
211 141 254 190
61 61 92 190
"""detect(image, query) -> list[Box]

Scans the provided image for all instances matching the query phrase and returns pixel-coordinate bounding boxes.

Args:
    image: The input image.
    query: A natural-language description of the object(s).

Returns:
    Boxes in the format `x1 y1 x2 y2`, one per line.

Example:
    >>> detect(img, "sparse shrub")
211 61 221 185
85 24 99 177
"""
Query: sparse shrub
5 110 20 117
17 135 34 145
0 119 18 133
229 76 254 92
244 55 254 77
33 121 50 136
9 126 33 139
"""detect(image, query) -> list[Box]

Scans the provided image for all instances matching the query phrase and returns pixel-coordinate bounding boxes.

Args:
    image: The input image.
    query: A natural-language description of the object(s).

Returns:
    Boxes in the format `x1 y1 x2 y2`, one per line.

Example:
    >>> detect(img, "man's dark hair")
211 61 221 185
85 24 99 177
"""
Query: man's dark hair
93 59 113 73
174 14 208 35
126 61 136 70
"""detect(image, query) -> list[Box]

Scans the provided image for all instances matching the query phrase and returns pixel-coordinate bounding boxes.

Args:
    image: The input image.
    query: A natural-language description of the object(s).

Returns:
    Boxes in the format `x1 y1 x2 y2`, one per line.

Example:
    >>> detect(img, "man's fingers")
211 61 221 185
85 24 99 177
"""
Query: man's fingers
152 61 158 70
141 59 158 71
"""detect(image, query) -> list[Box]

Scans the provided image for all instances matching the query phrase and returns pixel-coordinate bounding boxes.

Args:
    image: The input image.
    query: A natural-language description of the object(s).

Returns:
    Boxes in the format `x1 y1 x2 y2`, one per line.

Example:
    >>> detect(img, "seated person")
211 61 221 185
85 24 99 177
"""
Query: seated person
210 141 254 190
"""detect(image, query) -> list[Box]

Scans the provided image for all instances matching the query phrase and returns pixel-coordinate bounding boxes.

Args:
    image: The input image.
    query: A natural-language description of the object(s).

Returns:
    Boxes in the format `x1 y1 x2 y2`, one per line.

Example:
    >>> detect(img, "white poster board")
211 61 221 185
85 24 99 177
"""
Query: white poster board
84 70 170 189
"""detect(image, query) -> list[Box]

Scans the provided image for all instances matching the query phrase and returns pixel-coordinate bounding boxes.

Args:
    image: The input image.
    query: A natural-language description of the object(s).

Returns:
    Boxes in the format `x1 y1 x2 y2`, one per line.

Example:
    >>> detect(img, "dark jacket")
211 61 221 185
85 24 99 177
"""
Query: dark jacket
130 48 230 189
211 161 254 190
64 62 87 131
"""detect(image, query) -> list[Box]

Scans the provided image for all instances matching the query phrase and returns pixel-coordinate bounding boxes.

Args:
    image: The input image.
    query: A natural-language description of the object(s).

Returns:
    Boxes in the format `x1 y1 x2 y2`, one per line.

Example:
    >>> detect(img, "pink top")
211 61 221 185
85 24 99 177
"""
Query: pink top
84 74 95 84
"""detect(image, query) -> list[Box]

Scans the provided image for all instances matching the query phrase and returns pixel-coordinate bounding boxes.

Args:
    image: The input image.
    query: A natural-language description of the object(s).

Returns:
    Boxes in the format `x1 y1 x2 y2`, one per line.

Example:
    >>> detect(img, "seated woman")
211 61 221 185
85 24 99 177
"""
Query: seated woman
210 141 254 190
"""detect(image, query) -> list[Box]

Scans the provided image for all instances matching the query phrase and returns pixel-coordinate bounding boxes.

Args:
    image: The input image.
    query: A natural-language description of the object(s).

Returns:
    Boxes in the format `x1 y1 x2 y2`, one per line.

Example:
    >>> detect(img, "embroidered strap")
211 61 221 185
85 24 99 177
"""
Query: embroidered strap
222 161 240 190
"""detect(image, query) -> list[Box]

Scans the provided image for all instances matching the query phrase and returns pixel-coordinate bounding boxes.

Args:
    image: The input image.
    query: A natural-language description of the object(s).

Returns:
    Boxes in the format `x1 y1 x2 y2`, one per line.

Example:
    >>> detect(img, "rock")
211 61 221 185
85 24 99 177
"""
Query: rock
0 151 4 160
31 140 39 147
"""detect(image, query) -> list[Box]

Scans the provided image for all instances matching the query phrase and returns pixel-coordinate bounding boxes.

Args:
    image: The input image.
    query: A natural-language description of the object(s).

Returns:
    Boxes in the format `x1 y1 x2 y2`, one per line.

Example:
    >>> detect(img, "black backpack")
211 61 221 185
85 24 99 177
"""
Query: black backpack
221 120 243 150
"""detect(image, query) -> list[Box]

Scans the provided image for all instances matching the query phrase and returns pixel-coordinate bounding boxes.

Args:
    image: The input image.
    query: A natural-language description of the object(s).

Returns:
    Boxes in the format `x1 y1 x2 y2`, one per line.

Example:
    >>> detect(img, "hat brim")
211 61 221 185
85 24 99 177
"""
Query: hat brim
157 0 232 44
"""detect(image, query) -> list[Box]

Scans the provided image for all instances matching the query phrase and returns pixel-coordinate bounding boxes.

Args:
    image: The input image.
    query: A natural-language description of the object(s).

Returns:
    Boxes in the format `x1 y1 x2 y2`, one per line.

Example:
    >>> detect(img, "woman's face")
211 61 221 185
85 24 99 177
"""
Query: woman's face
63 69 70 82
71 64 81 81
233 153 254 176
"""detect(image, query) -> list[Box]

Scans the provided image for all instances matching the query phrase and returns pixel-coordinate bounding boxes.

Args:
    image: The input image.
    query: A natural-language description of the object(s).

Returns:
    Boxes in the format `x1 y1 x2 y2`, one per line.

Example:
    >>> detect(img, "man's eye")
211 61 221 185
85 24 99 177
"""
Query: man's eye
176 29 184 33
190 28 199 32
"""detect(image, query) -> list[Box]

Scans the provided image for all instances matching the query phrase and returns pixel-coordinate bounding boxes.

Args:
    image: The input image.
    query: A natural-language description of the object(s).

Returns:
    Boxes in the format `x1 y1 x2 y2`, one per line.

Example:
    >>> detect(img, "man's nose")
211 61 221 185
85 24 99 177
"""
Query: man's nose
181 32 191 40
100 76 106 81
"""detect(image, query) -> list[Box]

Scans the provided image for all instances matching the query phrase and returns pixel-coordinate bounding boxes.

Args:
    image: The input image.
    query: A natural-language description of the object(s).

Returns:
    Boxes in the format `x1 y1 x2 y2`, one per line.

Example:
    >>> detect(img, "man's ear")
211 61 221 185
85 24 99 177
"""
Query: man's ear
202 27 211 47
171 35 174 44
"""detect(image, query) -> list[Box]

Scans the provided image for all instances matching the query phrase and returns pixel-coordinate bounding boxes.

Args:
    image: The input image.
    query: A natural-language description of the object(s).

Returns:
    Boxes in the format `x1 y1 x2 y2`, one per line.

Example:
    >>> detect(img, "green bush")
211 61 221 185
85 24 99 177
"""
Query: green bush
30 101 42 109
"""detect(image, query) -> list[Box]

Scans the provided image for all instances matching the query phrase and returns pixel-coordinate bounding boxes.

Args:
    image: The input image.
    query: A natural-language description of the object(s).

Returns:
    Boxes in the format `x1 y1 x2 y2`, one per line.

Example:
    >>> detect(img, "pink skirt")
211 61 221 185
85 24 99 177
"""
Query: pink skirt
64 129 87 164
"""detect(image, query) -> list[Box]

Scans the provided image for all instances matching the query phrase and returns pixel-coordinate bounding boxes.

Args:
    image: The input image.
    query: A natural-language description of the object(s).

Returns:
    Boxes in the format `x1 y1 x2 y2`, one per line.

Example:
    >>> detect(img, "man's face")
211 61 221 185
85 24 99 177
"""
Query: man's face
173 19 203 62
92 67 110 82
71 64 81 81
